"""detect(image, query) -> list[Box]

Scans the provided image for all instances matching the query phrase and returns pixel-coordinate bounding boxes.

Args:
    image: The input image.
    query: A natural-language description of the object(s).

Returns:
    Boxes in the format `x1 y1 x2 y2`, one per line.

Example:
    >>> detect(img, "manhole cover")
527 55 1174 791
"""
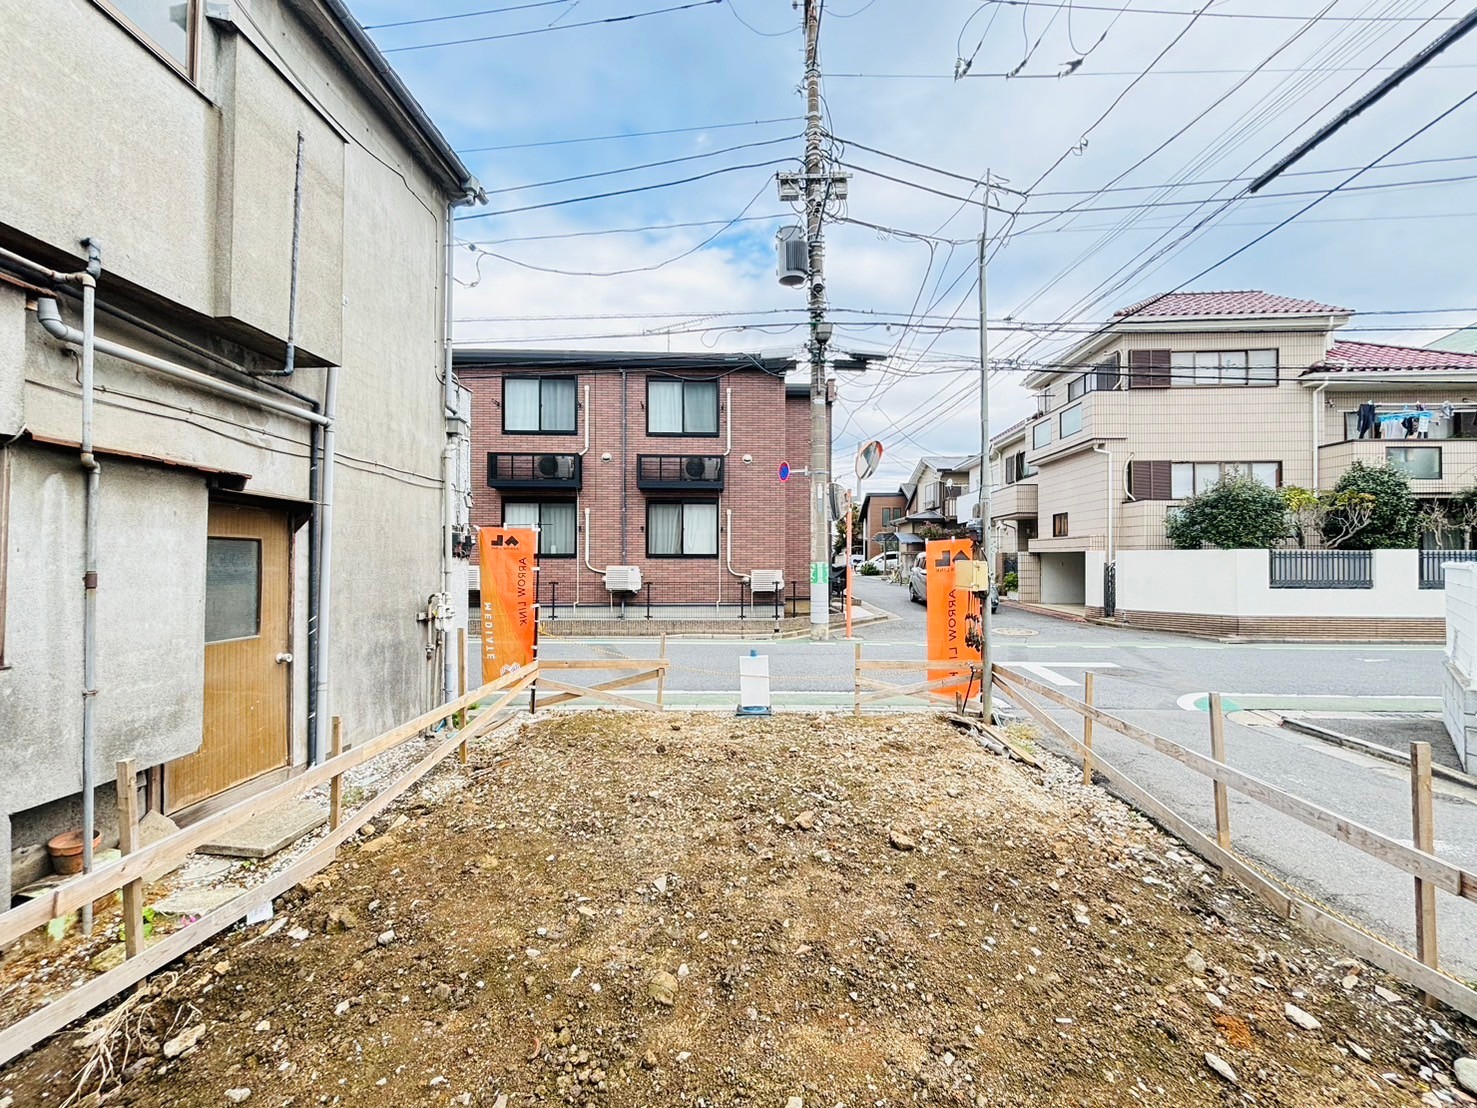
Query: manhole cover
995 627 1038 637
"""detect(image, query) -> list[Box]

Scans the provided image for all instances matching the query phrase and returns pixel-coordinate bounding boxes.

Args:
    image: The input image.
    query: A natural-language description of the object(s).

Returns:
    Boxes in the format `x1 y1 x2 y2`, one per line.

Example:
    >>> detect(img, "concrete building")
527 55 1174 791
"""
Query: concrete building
455 350 831 619
995 290 1477 609
0 0 479 900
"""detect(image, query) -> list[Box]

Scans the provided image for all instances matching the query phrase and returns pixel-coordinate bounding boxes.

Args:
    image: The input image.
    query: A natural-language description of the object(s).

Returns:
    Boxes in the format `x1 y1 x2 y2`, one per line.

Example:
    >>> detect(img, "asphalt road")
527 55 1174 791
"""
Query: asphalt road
539 573 1477 979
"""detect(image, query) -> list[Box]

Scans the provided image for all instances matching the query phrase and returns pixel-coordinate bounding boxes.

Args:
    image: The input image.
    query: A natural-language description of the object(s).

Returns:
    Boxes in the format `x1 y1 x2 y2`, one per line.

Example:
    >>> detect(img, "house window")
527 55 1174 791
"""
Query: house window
1067 376 1088 403
1387 447 1441 479
503 501 577 557
1052 512 1069 538
1133 460 1280 499
205 538 262 644
503 377 577 434
647 501 719 557
648 378 719 436
1128 349 1171 388
1059 404 1083 438
881 506 904 527
1067 354 1121 401
1032 420 1052 450
96 0 200 75
1171 349 1277 386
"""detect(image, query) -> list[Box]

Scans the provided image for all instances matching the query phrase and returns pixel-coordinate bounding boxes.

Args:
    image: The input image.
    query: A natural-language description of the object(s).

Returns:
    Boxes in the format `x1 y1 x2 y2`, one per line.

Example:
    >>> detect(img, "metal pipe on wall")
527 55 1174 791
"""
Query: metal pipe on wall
311 365 339 764
77 238 101 936
620 368 629 563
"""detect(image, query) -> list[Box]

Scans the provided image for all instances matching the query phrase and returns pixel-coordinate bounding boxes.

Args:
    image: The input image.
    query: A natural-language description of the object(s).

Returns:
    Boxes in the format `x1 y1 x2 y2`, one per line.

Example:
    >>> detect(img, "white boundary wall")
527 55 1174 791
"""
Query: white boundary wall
1085 549 1444 619
1443 563 1477 772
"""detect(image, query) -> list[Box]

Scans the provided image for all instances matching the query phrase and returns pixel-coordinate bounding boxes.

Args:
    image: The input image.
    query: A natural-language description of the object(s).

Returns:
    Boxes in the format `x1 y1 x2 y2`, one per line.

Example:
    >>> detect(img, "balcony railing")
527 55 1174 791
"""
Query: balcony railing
636 454 725 491
486 452 582 490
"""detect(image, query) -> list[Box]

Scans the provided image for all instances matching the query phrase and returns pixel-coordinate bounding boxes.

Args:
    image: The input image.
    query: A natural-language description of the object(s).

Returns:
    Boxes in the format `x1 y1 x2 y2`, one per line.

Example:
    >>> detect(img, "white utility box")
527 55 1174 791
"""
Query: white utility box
737 650 772 716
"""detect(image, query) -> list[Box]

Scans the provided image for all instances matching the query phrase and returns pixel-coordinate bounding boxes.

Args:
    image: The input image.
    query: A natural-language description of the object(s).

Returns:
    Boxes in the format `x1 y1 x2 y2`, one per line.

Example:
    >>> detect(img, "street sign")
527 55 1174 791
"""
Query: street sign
778 461 791 483
855 440 883 480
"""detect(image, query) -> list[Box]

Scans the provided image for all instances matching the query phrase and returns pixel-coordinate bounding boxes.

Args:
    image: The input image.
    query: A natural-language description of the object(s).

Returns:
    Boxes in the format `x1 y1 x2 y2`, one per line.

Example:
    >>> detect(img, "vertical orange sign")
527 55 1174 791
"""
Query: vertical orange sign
478 527 537 680
926 538 981 696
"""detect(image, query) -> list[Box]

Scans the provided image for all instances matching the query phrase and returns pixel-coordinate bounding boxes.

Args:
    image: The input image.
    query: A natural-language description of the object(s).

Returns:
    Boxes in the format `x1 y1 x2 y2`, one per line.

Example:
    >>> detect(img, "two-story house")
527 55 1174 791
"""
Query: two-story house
858 491 907 560
456 350 831 620
897 456 974 540
998 291 1477 606
1 0 479 899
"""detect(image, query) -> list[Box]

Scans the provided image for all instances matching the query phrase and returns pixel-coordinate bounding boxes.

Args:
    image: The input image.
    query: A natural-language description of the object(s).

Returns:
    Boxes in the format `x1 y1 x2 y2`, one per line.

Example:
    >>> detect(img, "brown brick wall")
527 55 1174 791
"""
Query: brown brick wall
463 368 819 608
861 494 905 558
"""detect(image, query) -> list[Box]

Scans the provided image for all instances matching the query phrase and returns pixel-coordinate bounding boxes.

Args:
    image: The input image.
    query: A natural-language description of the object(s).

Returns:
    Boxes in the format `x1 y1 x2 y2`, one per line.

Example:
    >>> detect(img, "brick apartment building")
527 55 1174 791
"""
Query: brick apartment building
857 491 906 558
455 350 832 617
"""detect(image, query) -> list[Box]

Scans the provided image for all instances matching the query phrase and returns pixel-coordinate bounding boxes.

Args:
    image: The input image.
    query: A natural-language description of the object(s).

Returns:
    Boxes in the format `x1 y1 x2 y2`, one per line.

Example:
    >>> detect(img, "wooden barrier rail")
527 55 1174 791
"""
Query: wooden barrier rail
535 637 670 711
991 663 1477 1018
852 643 981 715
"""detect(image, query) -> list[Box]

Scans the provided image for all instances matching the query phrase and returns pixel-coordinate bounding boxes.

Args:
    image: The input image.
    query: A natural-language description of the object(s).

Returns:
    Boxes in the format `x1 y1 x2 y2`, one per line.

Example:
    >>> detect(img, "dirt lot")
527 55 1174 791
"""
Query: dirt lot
3 710 1475 1107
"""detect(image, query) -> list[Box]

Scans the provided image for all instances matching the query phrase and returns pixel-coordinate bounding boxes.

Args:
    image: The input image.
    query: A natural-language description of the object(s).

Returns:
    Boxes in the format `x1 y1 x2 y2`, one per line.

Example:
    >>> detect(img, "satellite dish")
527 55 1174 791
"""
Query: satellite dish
855 440 884 480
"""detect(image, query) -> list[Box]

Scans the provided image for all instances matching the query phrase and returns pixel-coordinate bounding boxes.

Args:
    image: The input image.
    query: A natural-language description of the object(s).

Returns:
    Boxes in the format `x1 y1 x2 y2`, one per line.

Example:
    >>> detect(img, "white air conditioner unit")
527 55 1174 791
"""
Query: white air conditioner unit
683 455 721 481
604 565 643 593
536 453 575 479
748 570 785 594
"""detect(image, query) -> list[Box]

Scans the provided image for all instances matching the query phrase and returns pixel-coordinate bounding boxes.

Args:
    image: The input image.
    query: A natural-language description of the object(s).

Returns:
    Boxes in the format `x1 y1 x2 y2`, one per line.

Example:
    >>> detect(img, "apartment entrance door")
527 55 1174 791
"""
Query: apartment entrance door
166 504 292 814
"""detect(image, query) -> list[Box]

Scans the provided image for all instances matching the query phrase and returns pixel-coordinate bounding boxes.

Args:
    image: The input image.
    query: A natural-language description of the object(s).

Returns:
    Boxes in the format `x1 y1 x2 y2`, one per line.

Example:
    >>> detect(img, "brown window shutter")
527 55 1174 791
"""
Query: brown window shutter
1130 461 1172 499
1129 349 1170 388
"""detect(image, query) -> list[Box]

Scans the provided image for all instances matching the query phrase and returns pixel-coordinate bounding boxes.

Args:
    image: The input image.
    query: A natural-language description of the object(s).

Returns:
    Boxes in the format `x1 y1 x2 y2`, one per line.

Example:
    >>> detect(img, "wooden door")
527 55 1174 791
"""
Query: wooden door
166 504 292 813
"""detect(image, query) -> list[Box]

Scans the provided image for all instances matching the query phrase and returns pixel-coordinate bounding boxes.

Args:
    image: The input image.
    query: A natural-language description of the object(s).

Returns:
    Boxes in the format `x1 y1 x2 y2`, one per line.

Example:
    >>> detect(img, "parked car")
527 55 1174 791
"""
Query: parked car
909 552 999 613
862 552 899 574
849 553 866 569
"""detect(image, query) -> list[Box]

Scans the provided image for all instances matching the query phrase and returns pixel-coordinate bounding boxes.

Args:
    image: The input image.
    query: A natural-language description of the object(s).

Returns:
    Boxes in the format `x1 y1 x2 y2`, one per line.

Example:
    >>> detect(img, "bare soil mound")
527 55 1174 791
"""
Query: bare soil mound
4 710 1473 1107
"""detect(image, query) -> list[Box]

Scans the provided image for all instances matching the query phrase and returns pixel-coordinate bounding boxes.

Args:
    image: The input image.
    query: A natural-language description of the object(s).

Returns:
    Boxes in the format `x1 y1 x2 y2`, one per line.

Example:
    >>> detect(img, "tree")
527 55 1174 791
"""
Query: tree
1281 486 1376 549
832 504 863 558
1165 475 1289 549
1327 462 1418 549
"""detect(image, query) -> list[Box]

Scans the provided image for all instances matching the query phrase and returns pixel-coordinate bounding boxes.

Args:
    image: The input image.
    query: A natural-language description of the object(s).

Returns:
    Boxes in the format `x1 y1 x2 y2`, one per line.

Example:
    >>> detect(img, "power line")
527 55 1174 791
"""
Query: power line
820 62 1477 78
461 213 786 246
454 158 796 219
966 0 1465 22
457 116 799 154
380 0 724 53
361 0 578 30
481 134 800 195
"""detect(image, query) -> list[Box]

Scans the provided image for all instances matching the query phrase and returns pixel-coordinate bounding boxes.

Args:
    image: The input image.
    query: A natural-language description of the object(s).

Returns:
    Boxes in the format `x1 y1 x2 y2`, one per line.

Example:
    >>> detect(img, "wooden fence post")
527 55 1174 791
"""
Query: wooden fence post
853 642 863 717
1209 692 1231 849
329 717 344 832
1411 740 1439 1006
114 760 144 960
457 628 470 764
1081 673 1095 787
657 633 667 711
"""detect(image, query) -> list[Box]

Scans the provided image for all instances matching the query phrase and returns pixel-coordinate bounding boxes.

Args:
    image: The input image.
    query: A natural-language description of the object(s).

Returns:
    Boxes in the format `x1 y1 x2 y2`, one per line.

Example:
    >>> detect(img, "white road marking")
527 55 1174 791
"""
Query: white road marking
1011 661 1121 687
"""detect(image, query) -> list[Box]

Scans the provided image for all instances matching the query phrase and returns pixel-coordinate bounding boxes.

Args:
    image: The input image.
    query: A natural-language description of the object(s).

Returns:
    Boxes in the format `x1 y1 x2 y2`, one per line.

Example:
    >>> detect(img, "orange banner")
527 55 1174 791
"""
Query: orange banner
478 527 537 680
926 539 982 696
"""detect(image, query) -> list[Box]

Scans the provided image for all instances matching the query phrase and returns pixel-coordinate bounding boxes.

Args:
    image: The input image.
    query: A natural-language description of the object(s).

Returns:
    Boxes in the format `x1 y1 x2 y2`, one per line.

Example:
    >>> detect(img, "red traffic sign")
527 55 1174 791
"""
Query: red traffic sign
778 461 791 482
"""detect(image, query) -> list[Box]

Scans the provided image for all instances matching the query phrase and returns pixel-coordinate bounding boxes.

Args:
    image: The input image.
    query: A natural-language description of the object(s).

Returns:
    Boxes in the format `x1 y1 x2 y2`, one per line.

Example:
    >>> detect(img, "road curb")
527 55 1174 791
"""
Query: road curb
1279 717 1477 791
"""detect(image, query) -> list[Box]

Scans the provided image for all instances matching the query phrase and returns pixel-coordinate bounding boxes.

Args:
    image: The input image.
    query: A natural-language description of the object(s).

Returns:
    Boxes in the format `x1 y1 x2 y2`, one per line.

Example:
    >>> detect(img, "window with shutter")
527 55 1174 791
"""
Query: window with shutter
1128 349 1171 388
1130 461 1173 499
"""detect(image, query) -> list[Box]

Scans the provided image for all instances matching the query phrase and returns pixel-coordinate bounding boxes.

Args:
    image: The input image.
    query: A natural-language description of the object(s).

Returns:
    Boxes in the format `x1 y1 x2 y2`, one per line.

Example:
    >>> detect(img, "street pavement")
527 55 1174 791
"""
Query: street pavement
538 573 1477 979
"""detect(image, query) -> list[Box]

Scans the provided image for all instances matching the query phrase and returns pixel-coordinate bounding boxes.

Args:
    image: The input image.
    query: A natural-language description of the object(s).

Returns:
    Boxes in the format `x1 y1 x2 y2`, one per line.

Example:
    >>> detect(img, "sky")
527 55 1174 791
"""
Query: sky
347 0 1477 491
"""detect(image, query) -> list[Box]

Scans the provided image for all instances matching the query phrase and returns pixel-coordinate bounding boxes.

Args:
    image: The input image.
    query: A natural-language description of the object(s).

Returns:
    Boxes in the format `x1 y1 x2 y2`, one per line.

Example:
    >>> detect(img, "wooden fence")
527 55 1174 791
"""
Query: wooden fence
852 643 983 713
534 636 670 711
991 663 1477 1020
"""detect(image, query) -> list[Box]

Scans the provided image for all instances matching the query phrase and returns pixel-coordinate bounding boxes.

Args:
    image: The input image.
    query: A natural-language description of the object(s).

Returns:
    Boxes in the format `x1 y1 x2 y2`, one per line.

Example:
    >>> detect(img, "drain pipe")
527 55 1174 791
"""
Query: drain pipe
1092 443 1115 561
254 131 307 379
311 365 338 764
77 239 101 936
575 384 592 611
1311 382 1328 491
620 369 629 562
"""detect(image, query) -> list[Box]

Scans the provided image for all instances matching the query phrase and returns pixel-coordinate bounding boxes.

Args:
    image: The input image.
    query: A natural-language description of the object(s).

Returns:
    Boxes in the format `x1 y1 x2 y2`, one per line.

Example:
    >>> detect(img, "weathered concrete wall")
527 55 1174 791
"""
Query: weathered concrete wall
0 445 208 810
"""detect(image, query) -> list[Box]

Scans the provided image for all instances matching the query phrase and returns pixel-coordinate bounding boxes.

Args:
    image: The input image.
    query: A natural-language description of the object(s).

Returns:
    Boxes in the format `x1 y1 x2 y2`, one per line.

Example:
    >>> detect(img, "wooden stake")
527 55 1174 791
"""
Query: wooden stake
657 633 667 711
114 760 144 960
457 627 470 763
1209 692 1231 850
1411 740 1439 1006
1081 672 1095 787
328 717 344 832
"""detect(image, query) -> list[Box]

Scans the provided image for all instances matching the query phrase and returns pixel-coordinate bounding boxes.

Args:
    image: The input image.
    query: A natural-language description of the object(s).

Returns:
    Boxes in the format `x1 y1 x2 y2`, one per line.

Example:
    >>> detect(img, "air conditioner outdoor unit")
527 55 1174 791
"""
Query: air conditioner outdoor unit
683 455 721 480
604 565 643 593
536 454 574 479
748 570 785 594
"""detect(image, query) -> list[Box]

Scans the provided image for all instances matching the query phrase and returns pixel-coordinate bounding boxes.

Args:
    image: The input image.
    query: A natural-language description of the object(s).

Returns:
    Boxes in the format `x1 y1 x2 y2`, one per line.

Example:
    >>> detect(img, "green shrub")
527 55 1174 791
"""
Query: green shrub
1165 475 1289 549
1003 570 1019 593
858 563 881 576
1328 462 1417 549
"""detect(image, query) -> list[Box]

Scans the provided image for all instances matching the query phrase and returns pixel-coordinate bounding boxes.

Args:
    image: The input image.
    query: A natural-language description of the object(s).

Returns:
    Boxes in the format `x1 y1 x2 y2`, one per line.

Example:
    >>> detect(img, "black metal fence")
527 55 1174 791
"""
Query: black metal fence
1418 549 1477 590
1269 549 1373 589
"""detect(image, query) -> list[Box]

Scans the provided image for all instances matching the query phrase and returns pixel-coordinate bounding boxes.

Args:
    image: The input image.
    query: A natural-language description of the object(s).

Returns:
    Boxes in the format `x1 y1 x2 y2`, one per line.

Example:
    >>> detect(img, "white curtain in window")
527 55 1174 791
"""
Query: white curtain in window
686 384 719 434
649 502 681 554
1194 462 1221 493
1193 351 1220 385
1219 351 1248 385
504 503 539 530
1248 349 1278 383
505 379 540 431
542 502 577 554
542 380 577 432
1251 462 1279 487
683 503 719 555
649 380 684 433
1171 463 1193 499
1171 351 1194 386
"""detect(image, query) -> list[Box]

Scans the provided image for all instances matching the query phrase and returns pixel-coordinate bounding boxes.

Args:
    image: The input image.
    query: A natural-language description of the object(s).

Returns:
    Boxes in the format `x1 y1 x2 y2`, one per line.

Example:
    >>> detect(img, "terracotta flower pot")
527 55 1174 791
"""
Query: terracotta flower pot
47 829 103 877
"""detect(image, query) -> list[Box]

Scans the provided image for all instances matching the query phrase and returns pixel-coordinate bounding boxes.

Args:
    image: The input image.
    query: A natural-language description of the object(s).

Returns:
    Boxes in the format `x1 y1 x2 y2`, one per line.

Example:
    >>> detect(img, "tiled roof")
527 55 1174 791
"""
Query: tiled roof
1308 340 1477 374
1113 290 1352 320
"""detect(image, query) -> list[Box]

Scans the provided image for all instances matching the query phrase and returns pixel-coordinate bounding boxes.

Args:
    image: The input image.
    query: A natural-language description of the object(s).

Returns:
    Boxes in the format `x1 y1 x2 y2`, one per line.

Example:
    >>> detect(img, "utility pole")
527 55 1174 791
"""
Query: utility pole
803 0 830 641
976 180 993 722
